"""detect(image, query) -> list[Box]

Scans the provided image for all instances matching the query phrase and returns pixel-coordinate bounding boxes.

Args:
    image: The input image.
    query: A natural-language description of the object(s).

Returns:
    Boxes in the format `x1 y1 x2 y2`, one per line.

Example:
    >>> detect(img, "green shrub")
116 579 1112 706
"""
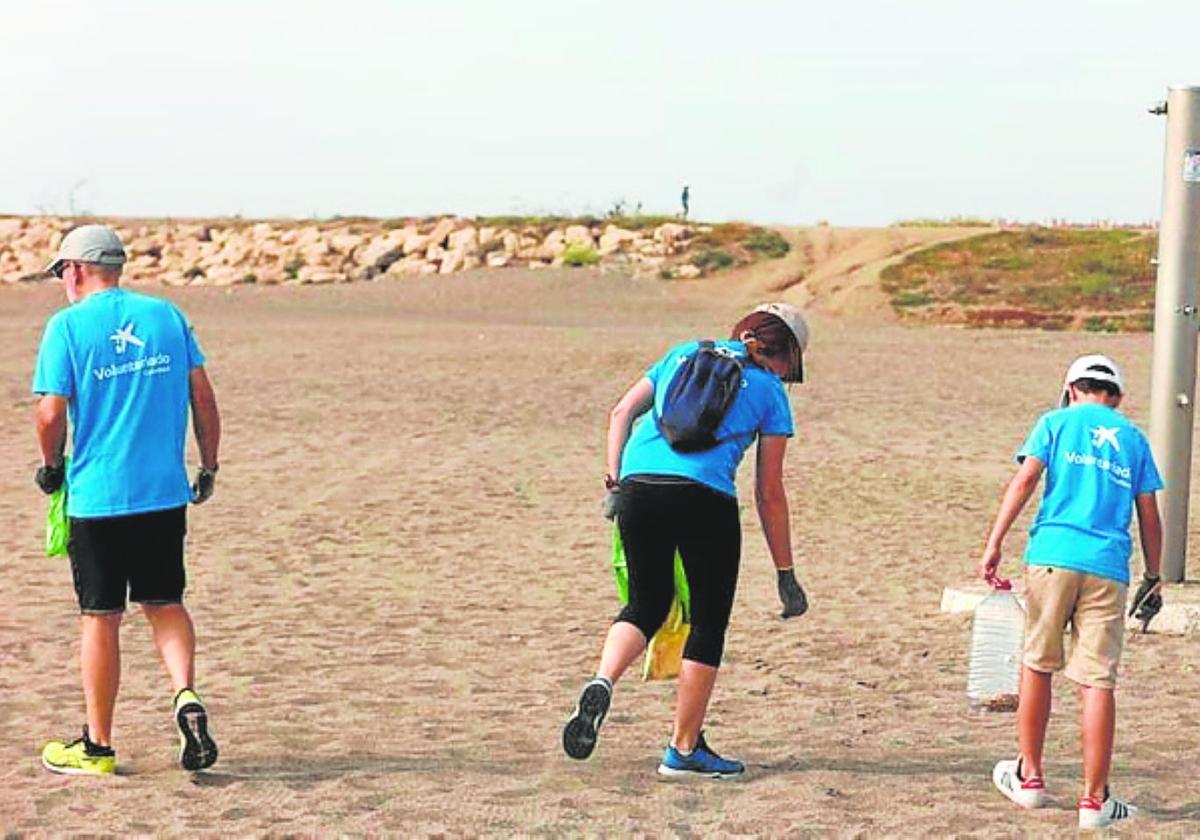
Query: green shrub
562 243 599 267
1084 316 1120 333
284 257 304 280
692 249 735 271
742 230 791 259
894 291 934 307
1078 273 1116 298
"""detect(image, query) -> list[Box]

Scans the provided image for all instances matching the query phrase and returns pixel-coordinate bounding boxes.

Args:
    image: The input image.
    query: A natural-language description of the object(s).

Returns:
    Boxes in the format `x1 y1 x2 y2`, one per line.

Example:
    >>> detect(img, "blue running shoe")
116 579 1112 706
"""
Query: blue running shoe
657 732 745 780
562 677 612 760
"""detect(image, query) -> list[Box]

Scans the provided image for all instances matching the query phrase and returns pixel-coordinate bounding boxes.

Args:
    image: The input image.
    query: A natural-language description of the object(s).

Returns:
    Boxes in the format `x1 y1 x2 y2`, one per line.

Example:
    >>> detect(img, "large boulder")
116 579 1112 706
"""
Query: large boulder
330 233 365 255
296 265 342 284
564 225 593 246
542 229 566 260
426 217 459 249
402 229 429 255
654 223 690 255
386 255 430 277
205 265 246 286
598 225 637 254
357 232 406 271
440 247 467 274
447 226 478 253
301 240 334 265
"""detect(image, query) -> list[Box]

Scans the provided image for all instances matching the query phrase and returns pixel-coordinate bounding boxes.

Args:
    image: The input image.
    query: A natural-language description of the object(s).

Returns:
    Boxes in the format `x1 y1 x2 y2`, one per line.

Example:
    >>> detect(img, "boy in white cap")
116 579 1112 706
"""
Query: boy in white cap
979 354 1164 829
33 224 222 775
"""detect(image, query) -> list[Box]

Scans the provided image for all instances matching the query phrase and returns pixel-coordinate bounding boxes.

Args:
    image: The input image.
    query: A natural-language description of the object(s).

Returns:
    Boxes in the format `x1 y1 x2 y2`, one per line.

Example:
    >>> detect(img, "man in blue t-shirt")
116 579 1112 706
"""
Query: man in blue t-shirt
32 225 222 776
979 354 1163 830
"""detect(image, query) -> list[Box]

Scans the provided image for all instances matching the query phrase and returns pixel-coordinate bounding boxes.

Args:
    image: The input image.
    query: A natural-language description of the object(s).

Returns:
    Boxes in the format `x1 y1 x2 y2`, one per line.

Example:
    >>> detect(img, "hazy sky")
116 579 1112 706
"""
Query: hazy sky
3 1 1197 225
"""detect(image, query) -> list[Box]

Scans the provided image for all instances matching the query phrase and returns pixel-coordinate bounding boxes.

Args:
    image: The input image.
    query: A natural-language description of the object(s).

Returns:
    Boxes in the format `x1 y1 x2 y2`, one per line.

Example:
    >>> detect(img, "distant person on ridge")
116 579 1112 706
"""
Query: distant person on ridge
680 183 690 219
979 354 1163 830
33 224 222 776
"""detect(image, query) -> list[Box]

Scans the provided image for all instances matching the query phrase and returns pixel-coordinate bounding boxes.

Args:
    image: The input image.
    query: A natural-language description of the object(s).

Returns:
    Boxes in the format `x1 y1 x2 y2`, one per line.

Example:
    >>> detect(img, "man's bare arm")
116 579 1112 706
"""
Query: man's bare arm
189 367 221 470
35 395 68 465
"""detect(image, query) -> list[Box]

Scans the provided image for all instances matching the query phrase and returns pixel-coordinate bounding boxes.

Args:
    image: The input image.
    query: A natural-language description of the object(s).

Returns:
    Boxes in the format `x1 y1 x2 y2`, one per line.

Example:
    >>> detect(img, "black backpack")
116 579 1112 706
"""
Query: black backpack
657 341 745 452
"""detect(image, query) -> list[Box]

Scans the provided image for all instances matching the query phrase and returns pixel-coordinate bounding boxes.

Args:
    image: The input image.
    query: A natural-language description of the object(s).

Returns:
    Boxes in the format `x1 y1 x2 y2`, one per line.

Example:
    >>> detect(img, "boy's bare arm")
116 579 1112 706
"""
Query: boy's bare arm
979 456 1045 581
1134 492 1162 580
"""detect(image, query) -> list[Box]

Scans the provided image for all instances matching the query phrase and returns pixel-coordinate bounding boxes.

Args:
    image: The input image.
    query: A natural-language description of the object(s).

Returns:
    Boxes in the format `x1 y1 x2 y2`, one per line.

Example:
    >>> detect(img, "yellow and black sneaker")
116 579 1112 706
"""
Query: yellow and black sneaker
174 688 218 771
41 727 116 776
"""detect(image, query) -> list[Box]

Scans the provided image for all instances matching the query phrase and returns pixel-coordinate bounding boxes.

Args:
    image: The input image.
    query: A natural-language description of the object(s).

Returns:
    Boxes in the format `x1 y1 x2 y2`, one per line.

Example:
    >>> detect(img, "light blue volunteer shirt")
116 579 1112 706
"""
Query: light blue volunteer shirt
32 288 206 518
1017 403 1163 584
619 340 794 497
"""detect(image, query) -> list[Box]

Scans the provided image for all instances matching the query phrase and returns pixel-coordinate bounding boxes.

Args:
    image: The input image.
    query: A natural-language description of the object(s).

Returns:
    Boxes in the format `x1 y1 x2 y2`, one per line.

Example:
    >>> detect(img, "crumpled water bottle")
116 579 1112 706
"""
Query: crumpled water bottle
967 590 1025 711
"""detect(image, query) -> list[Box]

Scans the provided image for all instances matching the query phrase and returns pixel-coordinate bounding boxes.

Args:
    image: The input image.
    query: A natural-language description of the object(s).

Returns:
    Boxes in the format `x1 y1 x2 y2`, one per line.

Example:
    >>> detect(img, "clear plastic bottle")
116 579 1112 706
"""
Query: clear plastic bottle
967 591 1025 711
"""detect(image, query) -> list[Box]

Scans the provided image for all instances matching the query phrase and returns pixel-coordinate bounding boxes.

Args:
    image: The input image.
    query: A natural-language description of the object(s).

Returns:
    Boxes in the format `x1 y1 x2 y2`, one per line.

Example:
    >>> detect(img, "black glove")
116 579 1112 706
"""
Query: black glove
191 466 217 505
1128 574 1163 630
35 462 65 495
601 488 622 521
777 568 808 619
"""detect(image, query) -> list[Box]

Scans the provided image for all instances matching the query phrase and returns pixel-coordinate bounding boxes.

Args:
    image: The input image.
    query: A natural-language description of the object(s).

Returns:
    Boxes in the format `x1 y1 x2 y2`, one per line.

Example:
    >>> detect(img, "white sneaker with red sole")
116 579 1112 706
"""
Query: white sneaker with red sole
992 758 1047 808
1079 793 1136 830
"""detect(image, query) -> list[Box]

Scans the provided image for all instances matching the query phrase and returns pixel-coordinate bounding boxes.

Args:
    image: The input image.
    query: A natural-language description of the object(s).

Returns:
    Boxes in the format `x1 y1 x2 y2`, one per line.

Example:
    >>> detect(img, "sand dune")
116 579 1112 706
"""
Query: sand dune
1 256 1197 835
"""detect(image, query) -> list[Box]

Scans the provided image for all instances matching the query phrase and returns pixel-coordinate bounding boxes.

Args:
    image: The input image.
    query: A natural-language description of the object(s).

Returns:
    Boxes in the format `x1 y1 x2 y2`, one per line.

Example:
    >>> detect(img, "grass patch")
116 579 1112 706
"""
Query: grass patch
608 214 679 231
882 227 1156 331
562 243 599 267
894 291 934 307
743 229 791 259
692 249 735 272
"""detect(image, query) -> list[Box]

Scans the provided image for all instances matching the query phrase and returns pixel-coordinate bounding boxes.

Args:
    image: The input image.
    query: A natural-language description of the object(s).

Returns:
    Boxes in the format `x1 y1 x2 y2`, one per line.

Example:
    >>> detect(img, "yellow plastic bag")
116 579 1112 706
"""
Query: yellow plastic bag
643 596 690 681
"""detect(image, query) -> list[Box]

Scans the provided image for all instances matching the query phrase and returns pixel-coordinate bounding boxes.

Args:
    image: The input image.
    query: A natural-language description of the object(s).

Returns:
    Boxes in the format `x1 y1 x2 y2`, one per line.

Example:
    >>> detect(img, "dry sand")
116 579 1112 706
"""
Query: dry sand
2 246 1199 835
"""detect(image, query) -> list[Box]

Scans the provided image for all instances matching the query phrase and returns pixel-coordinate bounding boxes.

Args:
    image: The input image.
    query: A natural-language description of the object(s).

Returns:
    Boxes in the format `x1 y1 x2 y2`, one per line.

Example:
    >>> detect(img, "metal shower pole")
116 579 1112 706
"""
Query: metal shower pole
1148 84 1200 583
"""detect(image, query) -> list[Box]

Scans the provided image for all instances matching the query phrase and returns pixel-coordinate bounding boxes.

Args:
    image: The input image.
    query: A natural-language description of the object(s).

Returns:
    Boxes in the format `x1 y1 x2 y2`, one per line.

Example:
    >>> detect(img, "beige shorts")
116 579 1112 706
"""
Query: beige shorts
1023 565 1128 690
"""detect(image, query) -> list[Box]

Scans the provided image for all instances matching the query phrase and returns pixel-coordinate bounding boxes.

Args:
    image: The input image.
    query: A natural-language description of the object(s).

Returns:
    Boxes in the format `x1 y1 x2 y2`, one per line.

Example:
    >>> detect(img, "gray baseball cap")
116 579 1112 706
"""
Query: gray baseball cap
752 301 809 382
752 302 810 353
46 224 127 277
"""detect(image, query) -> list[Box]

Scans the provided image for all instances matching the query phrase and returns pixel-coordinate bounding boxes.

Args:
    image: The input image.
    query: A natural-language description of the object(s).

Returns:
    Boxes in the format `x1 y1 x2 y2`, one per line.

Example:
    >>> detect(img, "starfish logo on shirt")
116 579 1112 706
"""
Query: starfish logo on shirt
1090 426 1121 452
108 323 145 354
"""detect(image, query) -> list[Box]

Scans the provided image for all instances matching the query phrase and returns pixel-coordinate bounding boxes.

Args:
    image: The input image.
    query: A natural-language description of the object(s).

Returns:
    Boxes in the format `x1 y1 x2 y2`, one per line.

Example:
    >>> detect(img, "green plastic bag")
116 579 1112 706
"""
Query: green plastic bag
45 459 69 557
611 527 690 622
611 527 691 680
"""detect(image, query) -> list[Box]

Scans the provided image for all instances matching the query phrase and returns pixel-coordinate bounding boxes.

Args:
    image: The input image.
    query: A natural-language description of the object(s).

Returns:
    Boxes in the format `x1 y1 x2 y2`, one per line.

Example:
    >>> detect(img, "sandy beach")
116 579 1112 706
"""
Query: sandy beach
2 254 1198 835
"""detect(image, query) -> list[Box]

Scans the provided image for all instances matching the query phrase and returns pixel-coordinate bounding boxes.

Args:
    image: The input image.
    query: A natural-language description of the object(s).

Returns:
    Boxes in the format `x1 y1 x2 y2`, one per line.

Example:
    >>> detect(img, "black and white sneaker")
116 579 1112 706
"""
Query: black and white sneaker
1079 791 1137 830
174 688 218 771
562 677 612 760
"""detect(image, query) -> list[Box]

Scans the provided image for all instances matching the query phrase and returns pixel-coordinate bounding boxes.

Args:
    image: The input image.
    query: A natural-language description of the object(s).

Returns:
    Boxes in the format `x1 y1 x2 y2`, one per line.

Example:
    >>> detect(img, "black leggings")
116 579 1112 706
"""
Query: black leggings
616 478 741 667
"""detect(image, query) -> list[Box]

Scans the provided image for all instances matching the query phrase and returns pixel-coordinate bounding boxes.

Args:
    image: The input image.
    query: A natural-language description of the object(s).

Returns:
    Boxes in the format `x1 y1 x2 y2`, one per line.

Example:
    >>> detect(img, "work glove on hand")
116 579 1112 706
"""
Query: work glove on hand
601 487 622 521
191 467 217 505
35 462 65 495
777 567 808 619
1129 574 1163 631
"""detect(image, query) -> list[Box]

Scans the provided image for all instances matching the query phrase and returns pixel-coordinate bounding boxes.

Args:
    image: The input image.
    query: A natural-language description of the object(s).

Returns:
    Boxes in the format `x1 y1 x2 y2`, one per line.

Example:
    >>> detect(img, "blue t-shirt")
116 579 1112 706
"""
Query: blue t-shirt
619 340 795 497
32 288 207 518
1017 403 1163 584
